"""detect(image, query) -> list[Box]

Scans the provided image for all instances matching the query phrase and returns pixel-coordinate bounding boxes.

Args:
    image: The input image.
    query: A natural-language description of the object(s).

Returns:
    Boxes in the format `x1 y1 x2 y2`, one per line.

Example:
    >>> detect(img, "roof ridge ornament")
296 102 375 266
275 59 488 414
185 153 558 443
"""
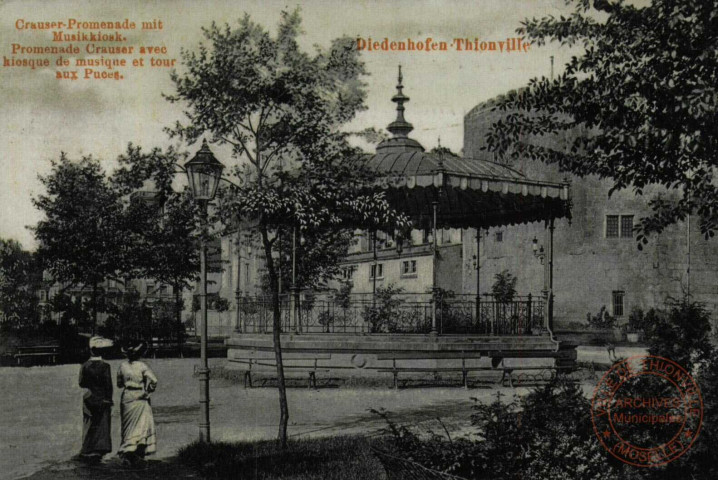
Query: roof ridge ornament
387 65 414 138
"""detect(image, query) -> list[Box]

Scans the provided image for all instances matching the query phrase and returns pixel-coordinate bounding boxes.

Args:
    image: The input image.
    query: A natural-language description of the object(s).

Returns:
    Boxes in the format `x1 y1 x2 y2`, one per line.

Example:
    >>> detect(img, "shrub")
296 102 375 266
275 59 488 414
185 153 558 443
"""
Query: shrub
363 284 406 333
627 307 648 333
432 288 474 334
644 299 713 372
491 270 517 303
214 296 230 312
372 409 484 479
301 292 315 312
587 306 616 329
377 381 620 479
335 281 353 310
606 339 717 480
674 349 718 480
317 310 333 332
239 297 259 315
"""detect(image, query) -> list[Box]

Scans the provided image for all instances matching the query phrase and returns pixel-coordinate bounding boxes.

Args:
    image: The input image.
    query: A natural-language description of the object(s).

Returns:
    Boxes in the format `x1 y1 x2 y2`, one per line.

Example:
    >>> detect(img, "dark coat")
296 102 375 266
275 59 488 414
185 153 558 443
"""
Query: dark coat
79 359 113 455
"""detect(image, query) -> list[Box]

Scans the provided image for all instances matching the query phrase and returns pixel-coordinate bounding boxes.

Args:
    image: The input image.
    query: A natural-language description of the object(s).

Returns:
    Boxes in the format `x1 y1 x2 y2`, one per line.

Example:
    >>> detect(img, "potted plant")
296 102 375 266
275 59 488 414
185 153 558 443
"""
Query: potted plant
587 306 622 341
613 323 626 342
626 307 646 343
626 327 641 343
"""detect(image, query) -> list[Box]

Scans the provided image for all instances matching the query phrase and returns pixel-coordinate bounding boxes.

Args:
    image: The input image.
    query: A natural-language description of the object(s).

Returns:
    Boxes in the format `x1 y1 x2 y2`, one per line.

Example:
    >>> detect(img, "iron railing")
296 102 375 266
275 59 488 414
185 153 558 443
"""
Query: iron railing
239 293 545 336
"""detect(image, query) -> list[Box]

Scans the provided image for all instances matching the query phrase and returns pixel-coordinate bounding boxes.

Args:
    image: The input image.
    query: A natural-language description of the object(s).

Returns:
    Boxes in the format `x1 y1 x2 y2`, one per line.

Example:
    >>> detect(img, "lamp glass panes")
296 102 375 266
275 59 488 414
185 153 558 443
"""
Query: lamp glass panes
185 139 225 201
187 163 223 200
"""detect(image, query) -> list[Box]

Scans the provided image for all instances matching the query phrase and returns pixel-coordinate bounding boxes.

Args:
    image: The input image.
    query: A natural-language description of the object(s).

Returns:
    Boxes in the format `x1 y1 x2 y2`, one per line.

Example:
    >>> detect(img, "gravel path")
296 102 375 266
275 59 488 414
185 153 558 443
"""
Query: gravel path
2 358 517 480
4 349 643 480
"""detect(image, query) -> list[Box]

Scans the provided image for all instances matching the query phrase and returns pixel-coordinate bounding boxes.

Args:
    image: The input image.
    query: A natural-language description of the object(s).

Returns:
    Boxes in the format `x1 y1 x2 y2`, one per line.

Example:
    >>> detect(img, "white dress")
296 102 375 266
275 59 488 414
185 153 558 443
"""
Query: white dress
117 360 158 456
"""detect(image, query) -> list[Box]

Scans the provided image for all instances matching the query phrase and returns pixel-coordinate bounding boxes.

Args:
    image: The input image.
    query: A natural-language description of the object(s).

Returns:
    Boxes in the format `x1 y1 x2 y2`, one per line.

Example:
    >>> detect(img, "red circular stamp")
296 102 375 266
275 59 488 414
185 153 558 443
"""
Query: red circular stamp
591 355 703 467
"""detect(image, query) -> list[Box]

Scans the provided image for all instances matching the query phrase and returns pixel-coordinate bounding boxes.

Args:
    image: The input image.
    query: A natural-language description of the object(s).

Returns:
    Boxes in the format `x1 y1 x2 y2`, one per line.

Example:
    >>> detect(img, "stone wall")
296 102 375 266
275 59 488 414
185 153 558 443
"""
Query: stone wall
463 100 718 326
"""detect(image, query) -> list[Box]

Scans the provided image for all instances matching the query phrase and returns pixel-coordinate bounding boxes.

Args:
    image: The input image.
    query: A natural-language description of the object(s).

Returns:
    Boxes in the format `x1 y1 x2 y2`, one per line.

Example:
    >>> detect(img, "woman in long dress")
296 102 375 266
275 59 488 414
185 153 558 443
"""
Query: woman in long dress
117 342 158 464
78 336 114 463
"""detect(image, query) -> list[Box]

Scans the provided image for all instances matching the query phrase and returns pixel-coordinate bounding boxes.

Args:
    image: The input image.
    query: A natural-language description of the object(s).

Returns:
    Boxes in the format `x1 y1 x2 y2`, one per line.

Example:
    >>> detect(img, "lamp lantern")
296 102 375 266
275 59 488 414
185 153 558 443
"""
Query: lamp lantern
185 139 225 201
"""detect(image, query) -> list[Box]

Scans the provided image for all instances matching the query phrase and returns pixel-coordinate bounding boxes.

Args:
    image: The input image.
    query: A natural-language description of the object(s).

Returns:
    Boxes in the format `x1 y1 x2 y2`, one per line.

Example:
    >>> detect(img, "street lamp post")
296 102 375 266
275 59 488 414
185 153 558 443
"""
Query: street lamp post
185 139 225 443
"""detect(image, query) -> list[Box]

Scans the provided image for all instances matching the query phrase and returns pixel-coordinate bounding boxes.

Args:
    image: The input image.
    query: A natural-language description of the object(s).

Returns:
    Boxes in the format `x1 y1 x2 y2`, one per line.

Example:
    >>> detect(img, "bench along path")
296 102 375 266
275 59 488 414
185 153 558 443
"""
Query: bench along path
227 334 578 389
14 345 59 366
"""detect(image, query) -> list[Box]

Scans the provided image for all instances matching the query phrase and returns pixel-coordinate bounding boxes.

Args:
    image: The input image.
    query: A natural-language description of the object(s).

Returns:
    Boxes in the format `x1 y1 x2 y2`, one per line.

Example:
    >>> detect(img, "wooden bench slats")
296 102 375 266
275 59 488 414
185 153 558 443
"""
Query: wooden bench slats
376 352 482 360
227 352 574 390
376 367 496 373
237 352 332 360
14 348 58 366
18 346 59 352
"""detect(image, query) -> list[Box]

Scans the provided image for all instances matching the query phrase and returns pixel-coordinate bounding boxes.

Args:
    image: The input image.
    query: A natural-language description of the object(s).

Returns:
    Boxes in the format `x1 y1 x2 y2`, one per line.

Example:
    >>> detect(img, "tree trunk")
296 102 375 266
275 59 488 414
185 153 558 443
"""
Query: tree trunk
175 282 183 357
261 223 289 448
91 281 98 334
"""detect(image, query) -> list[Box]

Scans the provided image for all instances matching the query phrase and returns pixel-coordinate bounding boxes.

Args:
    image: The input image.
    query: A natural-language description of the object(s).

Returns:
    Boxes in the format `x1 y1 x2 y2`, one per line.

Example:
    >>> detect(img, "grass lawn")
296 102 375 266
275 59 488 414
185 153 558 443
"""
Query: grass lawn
177 435 387 479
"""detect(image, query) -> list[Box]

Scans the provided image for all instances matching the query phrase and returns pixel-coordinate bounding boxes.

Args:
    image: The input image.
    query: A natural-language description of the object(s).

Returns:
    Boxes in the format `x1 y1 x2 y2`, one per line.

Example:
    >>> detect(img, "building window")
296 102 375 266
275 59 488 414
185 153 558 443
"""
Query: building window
612 290 625 317
146 282 155 295
342 266 356 280
39 291 47 301
401 260 417 276
606 215 633 238
621 215 634 238
495 231 503 243
370 263 384 280
159 284 169 296
606 215 619 237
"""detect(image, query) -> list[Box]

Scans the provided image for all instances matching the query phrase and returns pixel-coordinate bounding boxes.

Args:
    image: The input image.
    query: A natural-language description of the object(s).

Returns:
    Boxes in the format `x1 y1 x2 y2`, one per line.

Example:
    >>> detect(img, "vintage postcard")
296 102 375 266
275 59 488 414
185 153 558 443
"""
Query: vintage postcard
1 0 715 479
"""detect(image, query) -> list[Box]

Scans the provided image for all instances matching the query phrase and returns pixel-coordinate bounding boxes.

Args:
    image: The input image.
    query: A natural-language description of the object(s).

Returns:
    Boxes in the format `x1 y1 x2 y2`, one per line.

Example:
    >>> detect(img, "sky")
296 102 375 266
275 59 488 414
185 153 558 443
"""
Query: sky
0 0 576 249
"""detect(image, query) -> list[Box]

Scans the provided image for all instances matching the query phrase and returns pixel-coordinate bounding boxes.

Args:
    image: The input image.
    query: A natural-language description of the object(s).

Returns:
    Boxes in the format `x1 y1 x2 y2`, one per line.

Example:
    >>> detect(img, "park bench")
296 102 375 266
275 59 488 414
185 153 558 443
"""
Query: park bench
229 353 332 389
377 353 576 389
14 345 59 366
498 365 576 388
229 351 578 390
148 337 186 358
376 352 497 389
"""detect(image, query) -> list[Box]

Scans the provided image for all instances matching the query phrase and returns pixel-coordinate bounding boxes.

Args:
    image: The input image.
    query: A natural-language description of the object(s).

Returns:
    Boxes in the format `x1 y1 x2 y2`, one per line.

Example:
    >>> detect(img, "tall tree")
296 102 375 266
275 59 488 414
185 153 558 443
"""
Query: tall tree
0 238 41 331
33 154 128 332
113 144 202 348
167 10 408 447
273 227 356 292
486 0 718 245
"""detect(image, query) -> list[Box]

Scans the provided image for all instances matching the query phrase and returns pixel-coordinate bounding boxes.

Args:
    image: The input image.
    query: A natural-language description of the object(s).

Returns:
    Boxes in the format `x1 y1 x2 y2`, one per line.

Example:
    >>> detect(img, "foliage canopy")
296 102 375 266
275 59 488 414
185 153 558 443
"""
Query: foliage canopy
486 0 718 245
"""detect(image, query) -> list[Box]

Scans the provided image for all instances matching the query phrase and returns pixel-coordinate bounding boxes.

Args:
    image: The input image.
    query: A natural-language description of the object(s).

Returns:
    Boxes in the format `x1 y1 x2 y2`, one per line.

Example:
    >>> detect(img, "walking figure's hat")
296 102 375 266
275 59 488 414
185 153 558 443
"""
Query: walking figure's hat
89 336 113 349
121 341 146 356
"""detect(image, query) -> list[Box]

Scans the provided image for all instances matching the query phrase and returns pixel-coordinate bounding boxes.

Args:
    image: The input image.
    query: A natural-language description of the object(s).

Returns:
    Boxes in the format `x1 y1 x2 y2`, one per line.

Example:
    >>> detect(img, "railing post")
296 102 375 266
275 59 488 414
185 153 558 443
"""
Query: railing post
325 300 331 333
475 229 481 331
291 224 301 334
234 219 242 333
527 293 532 335
548 218 555 332
430 200 439 335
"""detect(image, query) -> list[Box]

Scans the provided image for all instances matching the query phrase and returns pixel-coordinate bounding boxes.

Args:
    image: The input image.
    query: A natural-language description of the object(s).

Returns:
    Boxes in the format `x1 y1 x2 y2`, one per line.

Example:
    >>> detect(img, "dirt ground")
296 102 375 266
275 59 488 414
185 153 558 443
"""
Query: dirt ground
1 358 513 480
3 346 647 480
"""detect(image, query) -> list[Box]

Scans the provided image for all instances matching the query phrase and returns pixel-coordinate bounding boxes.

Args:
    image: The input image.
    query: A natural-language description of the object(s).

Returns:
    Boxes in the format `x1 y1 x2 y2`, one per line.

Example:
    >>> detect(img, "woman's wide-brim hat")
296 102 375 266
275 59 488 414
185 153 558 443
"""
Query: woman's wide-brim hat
121 341 146 356
89 336 113 349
